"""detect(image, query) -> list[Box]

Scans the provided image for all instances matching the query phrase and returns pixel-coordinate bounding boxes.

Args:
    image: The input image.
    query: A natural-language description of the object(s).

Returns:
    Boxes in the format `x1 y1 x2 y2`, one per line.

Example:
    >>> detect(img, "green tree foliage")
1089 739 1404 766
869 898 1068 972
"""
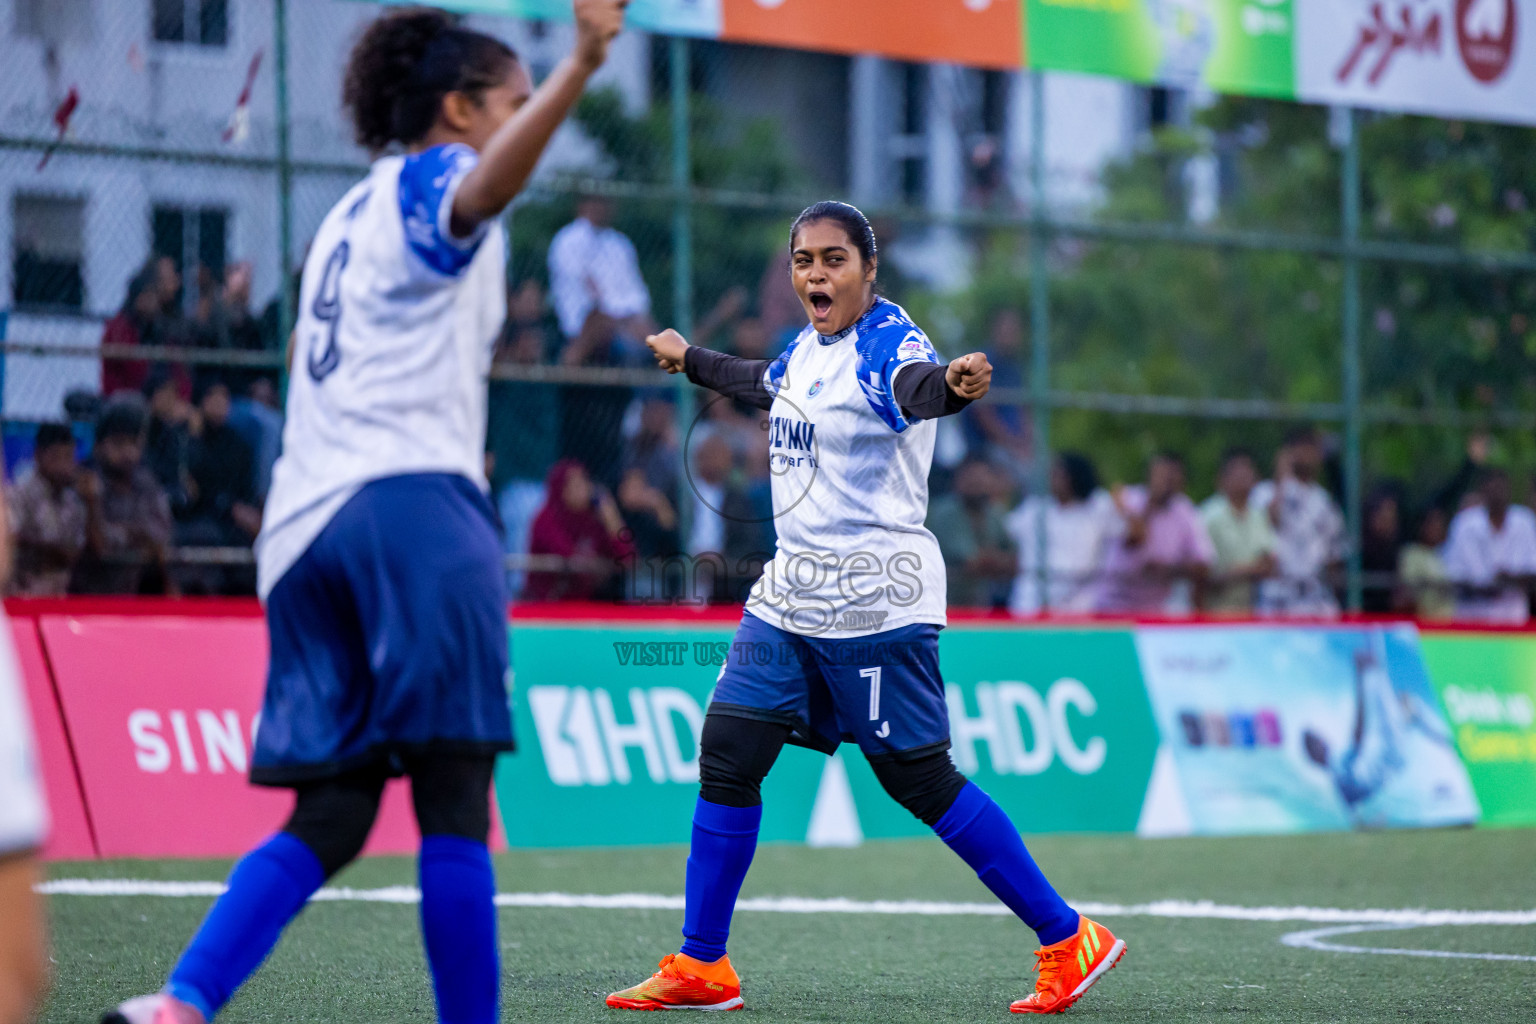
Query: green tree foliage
942 98 1536 499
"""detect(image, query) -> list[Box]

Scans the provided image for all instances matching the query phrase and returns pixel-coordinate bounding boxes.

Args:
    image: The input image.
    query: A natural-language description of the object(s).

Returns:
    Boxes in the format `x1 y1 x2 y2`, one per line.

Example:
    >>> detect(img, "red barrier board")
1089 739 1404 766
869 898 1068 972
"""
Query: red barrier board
39 615 425 860
12 618 96 860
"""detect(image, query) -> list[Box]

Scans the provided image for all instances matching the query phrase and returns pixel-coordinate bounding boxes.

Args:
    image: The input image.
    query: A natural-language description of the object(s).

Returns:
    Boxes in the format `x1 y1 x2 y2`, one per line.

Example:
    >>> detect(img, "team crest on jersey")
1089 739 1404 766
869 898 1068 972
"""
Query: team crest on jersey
897 334 931 361
807 378 824 397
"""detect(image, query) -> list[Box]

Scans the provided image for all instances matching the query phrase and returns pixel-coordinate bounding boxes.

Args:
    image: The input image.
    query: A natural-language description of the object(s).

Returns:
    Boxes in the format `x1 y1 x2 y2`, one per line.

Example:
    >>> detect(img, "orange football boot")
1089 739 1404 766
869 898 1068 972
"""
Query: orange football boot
606 952 744 1012
1010 916 1126 1014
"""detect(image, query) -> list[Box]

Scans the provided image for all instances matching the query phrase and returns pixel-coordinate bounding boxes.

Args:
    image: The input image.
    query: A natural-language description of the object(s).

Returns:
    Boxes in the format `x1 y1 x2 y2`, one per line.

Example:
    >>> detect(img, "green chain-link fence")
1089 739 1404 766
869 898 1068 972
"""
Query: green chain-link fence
2 2 1534 607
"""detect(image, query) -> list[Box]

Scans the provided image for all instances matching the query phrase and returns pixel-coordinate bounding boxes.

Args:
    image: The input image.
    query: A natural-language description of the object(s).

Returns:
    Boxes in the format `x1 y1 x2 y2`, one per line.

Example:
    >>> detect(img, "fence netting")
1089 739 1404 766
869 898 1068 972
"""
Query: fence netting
1 4 1534 619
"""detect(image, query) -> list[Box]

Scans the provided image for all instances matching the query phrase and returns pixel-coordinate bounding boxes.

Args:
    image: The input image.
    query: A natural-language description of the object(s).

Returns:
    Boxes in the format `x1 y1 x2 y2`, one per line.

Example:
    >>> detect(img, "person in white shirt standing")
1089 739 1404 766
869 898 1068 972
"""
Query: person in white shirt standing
1443 468 1536 624
0 491 51 1024
1252 427 1346 617
549 192 656 365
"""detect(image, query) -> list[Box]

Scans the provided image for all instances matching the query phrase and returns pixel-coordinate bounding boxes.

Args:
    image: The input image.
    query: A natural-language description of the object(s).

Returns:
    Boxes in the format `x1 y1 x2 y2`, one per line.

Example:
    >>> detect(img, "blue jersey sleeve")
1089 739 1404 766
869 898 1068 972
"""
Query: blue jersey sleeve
398 143 487 277
762 329 808 398
855 301 942 433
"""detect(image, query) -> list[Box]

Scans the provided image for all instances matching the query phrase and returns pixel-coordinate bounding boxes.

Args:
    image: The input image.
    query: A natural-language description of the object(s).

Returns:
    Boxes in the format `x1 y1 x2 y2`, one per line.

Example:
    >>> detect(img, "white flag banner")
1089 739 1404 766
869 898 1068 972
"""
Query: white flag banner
1295 0 1536 125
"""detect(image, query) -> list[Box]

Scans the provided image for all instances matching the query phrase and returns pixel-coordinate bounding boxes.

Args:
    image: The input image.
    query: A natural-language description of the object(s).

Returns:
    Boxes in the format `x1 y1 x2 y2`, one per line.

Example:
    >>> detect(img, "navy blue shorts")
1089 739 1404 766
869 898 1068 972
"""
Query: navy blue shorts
710 611 949 760
251 473 513 787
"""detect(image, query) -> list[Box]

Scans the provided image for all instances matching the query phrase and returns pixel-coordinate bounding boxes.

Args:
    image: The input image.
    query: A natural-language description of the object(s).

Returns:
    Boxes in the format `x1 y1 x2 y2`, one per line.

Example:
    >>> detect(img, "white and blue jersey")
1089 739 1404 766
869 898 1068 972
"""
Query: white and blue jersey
249 145 513 785
0 622 46 856
257 143 506 599
746 297 948 638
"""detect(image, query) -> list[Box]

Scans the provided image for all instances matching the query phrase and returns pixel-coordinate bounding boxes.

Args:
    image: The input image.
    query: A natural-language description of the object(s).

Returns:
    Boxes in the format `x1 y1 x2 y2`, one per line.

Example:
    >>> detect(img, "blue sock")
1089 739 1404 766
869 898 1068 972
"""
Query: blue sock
419 835 499 1024
679 798 762 962
166 832 325 1020
934 783 1079 946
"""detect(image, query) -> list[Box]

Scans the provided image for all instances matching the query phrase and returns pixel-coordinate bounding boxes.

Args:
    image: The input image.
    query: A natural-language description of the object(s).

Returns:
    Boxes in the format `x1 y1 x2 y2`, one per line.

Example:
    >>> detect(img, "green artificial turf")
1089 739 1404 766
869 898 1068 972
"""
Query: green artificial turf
43 828 1536 1022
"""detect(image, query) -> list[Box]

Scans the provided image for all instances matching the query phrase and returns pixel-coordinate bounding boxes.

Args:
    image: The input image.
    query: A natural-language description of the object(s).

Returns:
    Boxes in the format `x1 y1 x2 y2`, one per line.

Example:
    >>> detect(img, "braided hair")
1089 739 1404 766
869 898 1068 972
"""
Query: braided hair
342 6 518 152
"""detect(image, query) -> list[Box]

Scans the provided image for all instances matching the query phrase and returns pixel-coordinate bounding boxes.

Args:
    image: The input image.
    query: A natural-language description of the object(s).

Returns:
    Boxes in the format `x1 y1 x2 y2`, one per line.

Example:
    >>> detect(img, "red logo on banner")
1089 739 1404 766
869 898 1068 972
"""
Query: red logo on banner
1457 0 1517 82
1337 2 1444 86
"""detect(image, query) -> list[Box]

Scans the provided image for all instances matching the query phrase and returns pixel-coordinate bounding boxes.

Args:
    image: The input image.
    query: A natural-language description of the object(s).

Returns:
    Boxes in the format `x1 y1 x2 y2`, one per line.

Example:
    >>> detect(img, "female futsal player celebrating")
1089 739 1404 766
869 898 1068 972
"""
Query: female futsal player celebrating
103 4 627 1023
606 203 1126 1016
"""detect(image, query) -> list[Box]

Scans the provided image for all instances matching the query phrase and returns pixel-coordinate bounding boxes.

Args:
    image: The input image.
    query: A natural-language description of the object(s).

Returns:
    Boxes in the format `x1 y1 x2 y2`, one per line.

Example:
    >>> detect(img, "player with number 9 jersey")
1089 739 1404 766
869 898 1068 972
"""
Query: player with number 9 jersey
100 5 631 1024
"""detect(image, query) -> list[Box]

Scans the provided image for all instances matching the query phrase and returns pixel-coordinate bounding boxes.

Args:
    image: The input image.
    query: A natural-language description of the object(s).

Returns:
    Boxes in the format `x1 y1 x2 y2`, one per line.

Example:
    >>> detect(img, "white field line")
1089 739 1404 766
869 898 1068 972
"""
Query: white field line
1282 923 1536 963
35 879 1536 928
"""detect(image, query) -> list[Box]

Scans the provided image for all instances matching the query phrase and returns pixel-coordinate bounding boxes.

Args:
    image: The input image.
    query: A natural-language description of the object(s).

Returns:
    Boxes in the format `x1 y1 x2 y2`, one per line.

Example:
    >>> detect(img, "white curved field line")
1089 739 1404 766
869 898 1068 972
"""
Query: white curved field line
35 879 1536 928
1282 922 1536 964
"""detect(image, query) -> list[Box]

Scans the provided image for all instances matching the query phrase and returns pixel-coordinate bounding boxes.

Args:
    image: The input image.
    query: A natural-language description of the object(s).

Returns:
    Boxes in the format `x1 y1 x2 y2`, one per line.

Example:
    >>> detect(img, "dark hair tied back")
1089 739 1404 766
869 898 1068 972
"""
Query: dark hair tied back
343 6 517 152
790 201 878 270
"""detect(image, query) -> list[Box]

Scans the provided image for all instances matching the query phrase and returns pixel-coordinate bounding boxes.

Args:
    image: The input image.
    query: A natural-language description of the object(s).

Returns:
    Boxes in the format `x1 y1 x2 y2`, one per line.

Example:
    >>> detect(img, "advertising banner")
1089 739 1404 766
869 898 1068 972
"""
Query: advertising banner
39 616 433 860
1420 634 1536 827
1023 0 1296 95
11 618 95 860
500 0 721 37
1135 624 1479 835
720 0 1023 71
1295 0 1536 126
495 621 1158 847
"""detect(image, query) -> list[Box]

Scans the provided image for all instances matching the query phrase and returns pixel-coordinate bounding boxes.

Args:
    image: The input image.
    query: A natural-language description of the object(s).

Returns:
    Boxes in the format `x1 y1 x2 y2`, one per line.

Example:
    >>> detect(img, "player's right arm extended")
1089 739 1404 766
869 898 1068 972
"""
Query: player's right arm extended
683 347 774 411
451 0 628 232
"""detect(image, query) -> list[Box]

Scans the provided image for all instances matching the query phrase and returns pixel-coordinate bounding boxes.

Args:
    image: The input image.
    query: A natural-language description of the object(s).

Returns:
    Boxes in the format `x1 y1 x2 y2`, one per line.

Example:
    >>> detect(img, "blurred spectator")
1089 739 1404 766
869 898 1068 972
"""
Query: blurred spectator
684 432 734 603
142 368 193 514
549 194 655 365
1007 452 1115 615
194 260 283 495
1253 428 1345 617
1201 448 1278 614
101 257 190 399
1400 505 1453 621
229 376 283 502
524 459 634 602
1096 453 1214 614
487 292 561 599
757 250 807 352
720 419 776 603
928 457 1016 608
550 196 653 489
175 379 261 594
964 308 1030 485
71 399 172 594
7 423 86 596
1360 485 1405 614
1443 469 1536 624
618 397 682 578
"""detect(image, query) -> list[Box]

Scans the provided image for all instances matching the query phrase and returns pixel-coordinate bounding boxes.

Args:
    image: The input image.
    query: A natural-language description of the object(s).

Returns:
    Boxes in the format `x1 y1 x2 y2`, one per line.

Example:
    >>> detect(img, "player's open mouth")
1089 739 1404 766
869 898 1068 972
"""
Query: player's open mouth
809 291 833 317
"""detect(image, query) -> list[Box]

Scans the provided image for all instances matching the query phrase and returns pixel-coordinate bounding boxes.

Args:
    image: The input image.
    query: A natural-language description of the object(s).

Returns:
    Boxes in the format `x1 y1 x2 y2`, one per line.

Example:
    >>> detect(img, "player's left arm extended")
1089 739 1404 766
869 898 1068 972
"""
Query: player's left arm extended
895 352 991 420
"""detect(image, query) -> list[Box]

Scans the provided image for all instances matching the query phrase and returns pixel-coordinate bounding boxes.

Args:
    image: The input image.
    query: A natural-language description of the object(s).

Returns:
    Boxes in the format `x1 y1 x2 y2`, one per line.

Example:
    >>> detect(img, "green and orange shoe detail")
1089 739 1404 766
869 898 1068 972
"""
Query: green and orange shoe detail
1010 916 1126 1014
606 952 743 1012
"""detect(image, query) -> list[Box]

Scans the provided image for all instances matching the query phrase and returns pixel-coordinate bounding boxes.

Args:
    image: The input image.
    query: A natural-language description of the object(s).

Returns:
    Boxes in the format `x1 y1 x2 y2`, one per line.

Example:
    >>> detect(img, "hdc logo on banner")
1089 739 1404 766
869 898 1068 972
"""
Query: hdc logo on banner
497 624 1159 847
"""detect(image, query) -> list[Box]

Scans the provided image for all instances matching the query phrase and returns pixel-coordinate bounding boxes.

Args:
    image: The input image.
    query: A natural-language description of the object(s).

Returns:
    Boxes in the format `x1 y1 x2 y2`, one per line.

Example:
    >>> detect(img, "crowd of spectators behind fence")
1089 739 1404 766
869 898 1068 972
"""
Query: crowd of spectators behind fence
12 212 1536 626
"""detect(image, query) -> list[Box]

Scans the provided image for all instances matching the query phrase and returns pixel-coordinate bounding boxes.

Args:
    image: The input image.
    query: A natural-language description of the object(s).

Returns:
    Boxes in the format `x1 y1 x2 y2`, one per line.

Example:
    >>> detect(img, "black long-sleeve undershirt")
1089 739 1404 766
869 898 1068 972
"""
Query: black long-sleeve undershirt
682 346 973 420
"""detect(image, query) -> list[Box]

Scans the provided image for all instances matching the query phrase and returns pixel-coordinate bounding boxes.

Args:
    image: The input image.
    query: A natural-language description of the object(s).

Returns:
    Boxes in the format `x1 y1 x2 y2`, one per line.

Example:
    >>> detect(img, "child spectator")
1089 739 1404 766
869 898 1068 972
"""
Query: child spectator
71 399 173 594
1400 505 1453 620
7 423 86 596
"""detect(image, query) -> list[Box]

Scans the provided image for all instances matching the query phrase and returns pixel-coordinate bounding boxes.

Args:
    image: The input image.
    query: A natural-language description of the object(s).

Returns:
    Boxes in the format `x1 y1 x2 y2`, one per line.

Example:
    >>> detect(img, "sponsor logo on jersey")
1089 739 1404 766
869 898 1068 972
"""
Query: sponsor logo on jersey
807 378 824 397
897 337 929 361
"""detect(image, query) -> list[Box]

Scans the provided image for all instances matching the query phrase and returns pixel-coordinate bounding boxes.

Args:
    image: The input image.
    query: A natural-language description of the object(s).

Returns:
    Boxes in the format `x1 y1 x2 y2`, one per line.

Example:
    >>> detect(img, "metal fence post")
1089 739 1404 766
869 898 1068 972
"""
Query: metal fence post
1029 70 1052 609
1341 107 1363 612
274 0 295 355
670 36 695 547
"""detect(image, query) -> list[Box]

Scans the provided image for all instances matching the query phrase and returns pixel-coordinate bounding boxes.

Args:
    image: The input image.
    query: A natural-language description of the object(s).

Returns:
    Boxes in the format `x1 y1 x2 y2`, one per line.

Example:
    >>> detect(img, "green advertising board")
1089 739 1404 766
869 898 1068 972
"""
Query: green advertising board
1420 635 1536 828
1025 0 1295 98
494 623 1160 847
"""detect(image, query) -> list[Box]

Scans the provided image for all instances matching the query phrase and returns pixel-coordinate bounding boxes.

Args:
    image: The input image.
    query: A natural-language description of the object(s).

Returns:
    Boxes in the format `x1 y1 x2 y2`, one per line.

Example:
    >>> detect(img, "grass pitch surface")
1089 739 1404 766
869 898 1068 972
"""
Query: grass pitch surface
42 828 1536 1023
